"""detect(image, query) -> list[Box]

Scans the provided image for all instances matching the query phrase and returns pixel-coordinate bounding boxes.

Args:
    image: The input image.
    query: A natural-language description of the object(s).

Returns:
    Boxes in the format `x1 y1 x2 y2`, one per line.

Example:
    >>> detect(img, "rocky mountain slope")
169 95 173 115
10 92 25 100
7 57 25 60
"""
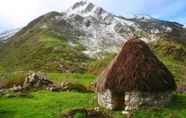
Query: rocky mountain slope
62 1 186 57
0 1 185 74
0 29 20 48
0 29 20 42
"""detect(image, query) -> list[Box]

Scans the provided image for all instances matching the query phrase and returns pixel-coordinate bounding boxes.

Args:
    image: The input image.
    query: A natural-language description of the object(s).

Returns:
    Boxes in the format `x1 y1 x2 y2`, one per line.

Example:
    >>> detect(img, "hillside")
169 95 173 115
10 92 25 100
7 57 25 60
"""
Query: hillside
0 12 90 73
0 29 20 42
0 1 185 80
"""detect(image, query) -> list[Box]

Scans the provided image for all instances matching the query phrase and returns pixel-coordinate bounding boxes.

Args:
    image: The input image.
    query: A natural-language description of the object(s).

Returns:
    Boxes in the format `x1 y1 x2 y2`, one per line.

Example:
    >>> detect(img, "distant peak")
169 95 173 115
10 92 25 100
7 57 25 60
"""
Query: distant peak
65 0 113 19
71 0 89 10
69 0 96 13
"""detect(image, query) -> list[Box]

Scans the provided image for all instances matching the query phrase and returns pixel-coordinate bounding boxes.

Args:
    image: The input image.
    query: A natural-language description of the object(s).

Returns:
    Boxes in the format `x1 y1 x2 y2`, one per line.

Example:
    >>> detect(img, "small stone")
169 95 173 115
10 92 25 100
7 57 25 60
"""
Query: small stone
5 93 16 98
46 85 61 92
122 111 132 118
94 107 100 112
10 85 23 92
0 89 4 93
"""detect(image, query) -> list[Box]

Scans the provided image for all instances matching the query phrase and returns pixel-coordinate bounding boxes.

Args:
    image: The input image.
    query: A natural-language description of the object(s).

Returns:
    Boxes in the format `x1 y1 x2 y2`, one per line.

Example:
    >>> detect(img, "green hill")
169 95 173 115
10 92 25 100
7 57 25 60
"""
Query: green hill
0 12 186 87
0 12 90 73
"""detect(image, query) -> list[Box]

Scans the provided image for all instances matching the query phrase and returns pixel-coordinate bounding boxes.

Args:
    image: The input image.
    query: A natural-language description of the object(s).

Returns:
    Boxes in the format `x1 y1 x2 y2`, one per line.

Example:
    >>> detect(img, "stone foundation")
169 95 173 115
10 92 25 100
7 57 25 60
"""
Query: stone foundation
125 91 173 110
97 89 125 110
97 90 173 110
97 89 113 110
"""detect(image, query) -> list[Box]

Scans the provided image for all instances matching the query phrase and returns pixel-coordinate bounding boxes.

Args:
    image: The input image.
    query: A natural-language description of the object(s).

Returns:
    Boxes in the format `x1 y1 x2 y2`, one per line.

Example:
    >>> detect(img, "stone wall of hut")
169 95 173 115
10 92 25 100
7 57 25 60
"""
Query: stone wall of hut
97 90 173 110
125 91 173 110
97 89 113 110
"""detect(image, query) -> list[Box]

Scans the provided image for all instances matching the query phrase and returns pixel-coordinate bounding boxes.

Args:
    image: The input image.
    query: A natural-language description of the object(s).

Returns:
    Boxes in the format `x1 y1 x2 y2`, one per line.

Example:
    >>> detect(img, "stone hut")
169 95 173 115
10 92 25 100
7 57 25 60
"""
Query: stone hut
95 38 176 110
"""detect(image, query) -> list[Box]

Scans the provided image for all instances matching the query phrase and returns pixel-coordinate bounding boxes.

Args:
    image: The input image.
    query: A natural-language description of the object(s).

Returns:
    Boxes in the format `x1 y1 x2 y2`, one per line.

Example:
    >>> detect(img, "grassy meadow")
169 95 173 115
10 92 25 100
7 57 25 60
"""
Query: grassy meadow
0 72 186 118
0 37 186 118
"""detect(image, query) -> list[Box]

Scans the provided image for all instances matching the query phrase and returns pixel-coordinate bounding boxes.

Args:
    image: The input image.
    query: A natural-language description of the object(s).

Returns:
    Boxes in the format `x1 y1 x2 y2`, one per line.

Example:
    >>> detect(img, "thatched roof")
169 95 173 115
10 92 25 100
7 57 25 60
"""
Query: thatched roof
96 38 176 93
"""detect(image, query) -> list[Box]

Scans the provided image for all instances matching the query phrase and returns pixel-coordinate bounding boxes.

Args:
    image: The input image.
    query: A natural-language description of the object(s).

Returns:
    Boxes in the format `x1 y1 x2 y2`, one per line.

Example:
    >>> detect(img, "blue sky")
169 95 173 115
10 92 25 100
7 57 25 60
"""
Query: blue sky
0 0 186 32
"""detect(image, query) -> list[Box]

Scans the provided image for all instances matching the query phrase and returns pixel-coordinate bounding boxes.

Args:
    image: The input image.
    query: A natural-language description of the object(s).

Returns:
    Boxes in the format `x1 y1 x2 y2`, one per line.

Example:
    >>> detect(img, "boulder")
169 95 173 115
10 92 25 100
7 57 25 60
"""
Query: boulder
0 89 5 96
23 72 53 88
46 85 61 92
9 85 23 92
122 111 133 118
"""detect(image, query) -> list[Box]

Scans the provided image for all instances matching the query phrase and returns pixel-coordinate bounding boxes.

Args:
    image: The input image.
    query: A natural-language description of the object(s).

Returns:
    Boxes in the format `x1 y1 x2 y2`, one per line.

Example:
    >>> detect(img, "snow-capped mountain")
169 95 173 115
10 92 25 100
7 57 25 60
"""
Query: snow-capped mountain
2 1 186 58
0 0 186 72
0 28 20 42
42 0 185 57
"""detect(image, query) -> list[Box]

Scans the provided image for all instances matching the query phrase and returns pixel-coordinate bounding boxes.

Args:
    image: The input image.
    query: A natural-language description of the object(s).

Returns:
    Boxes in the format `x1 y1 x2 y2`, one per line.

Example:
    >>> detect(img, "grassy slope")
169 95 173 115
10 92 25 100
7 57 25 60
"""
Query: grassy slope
0 37 186 118
152 39 186 86
0 73 97 118
0 31 89 73
0 12 89 74
0 83 186 118
47 73 95 85
0 42 4 48
0 91 96 118
0 38 185 118
132 94 186 118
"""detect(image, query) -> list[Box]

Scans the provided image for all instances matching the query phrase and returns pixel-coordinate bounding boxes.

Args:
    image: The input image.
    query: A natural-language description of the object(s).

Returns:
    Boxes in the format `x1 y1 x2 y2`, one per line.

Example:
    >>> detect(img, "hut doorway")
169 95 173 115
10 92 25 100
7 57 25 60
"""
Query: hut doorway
111 92 125 110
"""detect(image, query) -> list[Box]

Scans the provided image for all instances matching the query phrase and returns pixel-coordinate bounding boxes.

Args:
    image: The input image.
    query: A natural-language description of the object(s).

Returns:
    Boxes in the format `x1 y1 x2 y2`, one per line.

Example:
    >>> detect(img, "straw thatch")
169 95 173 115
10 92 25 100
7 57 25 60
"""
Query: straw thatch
96 38 176 93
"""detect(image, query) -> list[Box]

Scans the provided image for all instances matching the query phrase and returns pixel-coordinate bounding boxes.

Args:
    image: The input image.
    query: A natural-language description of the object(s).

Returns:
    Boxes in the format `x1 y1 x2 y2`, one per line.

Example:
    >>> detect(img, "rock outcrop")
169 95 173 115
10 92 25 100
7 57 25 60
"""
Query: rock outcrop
23 72 53 88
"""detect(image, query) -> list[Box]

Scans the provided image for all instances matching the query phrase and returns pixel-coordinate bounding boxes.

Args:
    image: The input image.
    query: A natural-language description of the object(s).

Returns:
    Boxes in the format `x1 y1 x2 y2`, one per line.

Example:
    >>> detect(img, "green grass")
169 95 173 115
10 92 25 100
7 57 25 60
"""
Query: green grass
132 94 186 118
0 15 89 73
0 91 97 118
0 91 186 118
48 73 96 85
0 31 89 72
87 53 116 75
0 73 186 118
156 54 185 82
152 39 186 85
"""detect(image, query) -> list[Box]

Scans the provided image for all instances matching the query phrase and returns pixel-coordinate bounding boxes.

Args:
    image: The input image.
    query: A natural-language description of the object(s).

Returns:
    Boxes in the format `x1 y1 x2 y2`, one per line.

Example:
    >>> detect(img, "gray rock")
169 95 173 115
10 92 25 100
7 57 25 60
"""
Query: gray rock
9 85 23 92
23 72 53 88
46 85 61 92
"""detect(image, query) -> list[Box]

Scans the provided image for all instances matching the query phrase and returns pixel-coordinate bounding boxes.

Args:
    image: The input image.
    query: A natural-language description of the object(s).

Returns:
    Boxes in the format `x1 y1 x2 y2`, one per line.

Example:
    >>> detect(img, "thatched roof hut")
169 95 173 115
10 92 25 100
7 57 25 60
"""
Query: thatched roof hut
96 38 176 93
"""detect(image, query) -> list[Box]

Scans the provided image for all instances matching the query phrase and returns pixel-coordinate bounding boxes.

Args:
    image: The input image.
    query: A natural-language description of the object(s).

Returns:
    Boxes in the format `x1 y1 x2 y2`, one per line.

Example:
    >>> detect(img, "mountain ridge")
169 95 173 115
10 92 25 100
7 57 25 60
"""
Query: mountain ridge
0 28 20 47
0 1 185 74
60 1 186 56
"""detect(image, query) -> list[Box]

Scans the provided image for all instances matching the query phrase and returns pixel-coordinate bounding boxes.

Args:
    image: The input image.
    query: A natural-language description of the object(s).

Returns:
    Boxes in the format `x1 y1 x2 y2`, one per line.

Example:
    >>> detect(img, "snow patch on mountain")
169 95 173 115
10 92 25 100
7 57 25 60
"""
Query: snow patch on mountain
51 0 186 57
0 28 20 42
38 1 186 57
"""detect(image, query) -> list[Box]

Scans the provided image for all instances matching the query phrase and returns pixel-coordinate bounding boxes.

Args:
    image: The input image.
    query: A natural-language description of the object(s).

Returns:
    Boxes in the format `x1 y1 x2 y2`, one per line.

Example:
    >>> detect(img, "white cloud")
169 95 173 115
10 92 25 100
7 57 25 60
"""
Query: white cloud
0 0 101 30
